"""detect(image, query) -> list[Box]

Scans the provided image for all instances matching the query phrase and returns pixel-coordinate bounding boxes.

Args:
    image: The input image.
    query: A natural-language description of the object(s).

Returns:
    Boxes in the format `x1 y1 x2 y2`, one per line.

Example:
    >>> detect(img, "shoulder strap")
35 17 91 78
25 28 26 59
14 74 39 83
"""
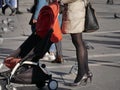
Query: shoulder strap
83 0 90 7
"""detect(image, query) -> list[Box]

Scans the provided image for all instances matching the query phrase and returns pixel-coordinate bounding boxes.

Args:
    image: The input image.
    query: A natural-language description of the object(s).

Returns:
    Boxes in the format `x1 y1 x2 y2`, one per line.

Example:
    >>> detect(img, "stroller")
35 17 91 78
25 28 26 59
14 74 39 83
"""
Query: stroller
0 2 62 90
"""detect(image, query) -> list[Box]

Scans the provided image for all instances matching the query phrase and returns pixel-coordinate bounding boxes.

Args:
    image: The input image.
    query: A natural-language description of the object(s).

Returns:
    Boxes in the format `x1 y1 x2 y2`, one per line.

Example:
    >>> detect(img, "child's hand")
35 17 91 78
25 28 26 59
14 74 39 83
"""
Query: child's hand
4 57 21 69
4 57 14 63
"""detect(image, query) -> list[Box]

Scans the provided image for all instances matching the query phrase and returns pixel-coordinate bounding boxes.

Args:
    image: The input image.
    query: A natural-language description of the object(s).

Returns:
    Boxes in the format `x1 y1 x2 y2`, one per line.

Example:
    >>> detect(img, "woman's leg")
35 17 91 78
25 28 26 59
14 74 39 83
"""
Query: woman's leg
51 14 64 63
51 41 63 63
55 41 62 57
9 0 16 15
70 33 89 83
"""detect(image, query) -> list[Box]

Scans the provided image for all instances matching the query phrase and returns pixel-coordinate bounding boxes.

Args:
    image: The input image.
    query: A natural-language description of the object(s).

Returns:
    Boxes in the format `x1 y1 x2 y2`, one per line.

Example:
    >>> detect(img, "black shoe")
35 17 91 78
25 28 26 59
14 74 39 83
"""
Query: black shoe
2 9 5 15
2 5 8 15
106 1 114 5
114 13 120 19
27 8 32 13
2 7 5 15
51 56 64 63
16 10 23 14
9 9 16 16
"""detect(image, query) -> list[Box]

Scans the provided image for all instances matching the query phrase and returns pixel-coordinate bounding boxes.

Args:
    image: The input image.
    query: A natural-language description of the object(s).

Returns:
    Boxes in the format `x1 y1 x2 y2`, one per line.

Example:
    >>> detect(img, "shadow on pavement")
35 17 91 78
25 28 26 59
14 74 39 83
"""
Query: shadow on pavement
16 85 71 90
86 39 120 47
90 59 120 68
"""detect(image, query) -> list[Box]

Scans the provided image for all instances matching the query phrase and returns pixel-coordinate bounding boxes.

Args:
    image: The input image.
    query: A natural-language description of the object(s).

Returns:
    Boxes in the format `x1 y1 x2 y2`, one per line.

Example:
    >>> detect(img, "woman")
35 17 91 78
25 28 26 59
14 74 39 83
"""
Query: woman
61 0 93 86
29 0 47 32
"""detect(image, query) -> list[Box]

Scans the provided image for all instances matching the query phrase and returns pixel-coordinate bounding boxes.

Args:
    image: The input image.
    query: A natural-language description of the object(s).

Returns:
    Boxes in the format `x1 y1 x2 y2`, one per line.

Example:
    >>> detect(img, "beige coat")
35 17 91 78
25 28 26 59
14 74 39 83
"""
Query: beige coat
61 0 86 34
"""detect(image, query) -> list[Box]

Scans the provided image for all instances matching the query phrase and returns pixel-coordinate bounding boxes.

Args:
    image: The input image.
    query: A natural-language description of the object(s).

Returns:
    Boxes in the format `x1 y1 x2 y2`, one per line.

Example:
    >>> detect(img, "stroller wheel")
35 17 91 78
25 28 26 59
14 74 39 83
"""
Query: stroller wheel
48 79 58 90
36 82 45 88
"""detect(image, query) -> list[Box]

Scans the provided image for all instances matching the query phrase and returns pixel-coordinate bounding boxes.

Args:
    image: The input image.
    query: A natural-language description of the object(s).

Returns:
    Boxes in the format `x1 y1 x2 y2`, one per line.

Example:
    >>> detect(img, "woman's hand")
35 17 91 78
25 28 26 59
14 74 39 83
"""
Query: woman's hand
32 19 37 24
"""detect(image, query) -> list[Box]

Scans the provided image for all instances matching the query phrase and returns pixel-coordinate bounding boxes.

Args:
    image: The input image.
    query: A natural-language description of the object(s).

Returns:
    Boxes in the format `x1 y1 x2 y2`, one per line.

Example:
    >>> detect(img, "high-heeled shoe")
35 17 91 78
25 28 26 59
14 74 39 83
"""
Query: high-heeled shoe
69 74 88 86
87 71 93 83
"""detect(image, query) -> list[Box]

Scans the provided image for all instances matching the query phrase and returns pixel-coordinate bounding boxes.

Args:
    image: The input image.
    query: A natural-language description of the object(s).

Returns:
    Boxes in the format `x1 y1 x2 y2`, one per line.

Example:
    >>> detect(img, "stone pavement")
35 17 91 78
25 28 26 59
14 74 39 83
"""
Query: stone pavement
0 0 120 90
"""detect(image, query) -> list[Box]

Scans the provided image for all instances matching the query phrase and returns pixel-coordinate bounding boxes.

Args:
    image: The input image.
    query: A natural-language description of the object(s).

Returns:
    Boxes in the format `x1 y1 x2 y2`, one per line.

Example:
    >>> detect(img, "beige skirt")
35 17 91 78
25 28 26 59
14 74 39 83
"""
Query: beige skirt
61 0 85 34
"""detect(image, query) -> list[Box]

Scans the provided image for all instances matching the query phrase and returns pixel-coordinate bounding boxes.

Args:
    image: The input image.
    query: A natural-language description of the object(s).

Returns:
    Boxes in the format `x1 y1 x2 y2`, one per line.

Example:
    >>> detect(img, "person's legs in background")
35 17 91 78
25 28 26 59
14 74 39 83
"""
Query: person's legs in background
2 0 9 14
9 0 17 15
15 0 23 14
0 0 3 15
51 14 64 63
2 0 16 15
51 41 63 63
0 0 2 8
11 0 17 10
106 0 114 5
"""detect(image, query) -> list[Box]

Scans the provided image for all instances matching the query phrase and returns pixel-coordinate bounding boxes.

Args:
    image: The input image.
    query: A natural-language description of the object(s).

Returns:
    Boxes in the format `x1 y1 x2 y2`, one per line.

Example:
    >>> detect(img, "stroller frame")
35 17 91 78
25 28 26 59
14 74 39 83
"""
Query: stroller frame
5 60 58 90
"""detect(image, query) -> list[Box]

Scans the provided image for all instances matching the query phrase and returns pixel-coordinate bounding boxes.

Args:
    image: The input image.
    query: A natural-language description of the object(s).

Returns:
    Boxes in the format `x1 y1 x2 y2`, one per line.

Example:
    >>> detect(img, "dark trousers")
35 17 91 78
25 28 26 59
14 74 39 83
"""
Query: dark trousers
0 0 2 8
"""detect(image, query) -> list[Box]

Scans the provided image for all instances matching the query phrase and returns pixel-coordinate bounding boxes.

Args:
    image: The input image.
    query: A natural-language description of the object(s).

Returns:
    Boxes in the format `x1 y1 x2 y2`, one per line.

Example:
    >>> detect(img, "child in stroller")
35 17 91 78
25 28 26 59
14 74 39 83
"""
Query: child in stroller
0 1 62 90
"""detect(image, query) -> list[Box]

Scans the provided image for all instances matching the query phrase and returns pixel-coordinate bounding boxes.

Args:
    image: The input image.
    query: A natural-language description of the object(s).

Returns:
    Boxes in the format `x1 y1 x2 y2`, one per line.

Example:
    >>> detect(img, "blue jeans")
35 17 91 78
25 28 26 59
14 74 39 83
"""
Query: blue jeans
10 0 17 8
5 0 14 8
49 43 56 53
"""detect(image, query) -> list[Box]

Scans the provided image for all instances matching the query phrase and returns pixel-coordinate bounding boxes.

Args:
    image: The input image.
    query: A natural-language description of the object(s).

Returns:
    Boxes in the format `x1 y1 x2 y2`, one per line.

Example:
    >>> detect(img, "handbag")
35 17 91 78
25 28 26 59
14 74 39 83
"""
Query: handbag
84 2 99 33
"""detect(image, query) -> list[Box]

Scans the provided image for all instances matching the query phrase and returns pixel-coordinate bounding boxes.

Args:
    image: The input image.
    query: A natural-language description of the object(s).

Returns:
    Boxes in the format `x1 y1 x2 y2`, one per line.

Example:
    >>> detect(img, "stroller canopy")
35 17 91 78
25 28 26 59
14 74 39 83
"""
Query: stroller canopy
36 2 62 43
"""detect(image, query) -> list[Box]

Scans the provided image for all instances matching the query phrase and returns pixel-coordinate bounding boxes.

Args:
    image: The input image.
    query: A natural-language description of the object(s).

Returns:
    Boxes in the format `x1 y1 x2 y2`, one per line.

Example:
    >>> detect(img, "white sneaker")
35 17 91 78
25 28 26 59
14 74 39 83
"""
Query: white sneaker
48 53 56 60
40 52 49 60
40 52 55 61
